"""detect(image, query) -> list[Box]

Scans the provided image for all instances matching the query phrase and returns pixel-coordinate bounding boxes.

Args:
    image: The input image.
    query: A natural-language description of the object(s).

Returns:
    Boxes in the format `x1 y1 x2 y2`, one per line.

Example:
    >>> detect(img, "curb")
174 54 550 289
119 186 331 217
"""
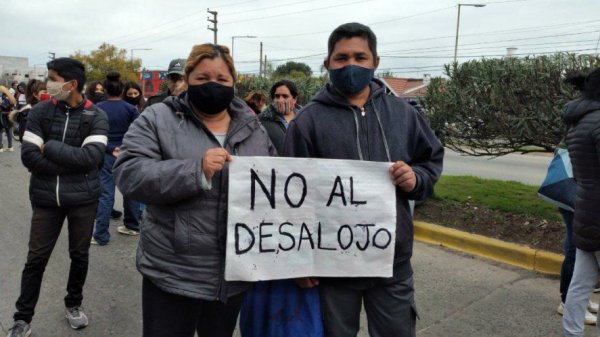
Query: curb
414 221 563 276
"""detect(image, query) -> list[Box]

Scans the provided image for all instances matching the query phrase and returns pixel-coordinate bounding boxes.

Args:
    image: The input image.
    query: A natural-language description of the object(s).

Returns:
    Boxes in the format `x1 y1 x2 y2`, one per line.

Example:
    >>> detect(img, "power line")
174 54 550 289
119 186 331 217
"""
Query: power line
382 48 597 59
257 5 456 39
221 0 373 25
221 0 319 16
378 21 600 47
379 38 600 55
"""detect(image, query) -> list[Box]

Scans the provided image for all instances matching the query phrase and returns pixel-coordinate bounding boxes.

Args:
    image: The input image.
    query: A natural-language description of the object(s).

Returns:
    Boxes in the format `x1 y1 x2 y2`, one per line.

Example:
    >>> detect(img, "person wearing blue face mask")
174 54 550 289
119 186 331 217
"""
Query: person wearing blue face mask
283 22 444 337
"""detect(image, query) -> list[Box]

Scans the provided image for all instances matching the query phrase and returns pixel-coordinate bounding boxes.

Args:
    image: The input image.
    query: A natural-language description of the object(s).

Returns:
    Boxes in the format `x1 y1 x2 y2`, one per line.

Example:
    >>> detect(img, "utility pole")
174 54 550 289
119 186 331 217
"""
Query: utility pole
48 52 55 60
259 42 263 77
207 9 218 44
264 55 268 78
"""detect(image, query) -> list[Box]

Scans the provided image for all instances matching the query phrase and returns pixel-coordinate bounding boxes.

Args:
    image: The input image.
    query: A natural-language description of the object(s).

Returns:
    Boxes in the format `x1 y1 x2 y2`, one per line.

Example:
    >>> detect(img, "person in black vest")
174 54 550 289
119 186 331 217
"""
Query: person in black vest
6 57 108 337
561 69 600 336
258 80 299 154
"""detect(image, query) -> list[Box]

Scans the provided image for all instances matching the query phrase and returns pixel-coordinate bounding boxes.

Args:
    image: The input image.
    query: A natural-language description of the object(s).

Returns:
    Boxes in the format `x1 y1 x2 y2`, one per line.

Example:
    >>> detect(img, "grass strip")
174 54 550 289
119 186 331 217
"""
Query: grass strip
432 175 561 221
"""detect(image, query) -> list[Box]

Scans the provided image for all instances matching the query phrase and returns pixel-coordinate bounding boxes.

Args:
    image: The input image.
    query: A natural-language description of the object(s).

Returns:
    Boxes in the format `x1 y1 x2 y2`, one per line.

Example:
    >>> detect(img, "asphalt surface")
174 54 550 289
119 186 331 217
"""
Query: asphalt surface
1 144 597 337
443 148 552 186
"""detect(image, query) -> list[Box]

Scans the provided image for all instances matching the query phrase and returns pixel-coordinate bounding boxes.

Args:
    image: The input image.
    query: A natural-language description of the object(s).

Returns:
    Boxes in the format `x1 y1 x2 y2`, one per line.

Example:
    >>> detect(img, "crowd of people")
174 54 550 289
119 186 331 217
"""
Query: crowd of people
2 20 598 337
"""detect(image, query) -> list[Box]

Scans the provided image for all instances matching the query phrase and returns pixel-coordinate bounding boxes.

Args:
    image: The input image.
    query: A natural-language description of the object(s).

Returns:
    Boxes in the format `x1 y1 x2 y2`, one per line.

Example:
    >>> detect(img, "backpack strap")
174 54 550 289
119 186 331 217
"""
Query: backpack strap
79 100 97 140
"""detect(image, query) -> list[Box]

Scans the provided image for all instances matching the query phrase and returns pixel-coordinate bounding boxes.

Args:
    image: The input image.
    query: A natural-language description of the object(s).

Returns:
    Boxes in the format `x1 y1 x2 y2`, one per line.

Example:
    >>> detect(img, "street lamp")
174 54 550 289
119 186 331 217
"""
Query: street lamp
231 35 257 58
130 48 152 61
454 3 486 63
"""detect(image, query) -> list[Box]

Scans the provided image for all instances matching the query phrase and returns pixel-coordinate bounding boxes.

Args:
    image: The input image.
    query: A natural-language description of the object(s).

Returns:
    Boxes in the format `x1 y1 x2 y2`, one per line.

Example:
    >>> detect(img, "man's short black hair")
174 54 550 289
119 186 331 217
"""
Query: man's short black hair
270 80 299 99
46 57 86 92
327 22 378 61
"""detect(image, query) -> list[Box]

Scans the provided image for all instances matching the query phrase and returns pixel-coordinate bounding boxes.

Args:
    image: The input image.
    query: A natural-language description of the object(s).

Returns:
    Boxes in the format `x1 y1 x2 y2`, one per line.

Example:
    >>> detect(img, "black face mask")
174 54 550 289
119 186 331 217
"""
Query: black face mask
91 92 106 104
187 82 234 115
125 95 142 106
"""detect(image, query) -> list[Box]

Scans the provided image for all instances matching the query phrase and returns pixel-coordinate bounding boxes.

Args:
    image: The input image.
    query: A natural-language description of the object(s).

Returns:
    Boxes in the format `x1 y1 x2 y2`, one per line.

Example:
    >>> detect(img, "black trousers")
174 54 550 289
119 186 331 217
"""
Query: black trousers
319 276 418 337
13 203 96 323
142 278 245 337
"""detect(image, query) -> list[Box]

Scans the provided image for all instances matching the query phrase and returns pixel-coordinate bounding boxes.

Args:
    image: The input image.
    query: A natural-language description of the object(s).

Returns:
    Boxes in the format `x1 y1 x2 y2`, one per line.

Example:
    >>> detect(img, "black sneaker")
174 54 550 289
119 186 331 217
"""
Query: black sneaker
111 209 123 219
7 320 31 337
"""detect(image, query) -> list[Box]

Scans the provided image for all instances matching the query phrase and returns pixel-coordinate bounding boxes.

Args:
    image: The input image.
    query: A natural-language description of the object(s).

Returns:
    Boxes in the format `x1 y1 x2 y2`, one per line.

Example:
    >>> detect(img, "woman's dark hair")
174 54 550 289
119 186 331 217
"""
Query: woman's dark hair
46 57 86 92
327 22 377 61
244 91 267 114
25 79 46 105
565 68 600 100
269 80 299 99
122 81 142 99
85 81 103 100
104 71 124 98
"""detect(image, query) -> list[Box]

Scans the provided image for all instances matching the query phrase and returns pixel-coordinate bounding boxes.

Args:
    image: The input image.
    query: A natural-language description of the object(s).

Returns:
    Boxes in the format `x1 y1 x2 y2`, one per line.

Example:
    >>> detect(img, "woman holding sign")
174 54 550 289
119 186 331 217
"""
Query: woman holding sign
113 43 276 337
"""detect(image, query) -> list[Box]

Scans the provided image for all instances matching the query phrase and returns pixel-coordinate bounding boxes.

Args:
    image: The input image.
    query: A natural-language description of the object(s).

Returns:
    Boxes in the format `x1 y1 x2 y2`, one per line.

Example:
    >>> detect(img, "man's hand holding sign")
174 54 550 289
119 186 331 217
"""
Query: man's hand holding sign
225 156 399 282
295 160 417 289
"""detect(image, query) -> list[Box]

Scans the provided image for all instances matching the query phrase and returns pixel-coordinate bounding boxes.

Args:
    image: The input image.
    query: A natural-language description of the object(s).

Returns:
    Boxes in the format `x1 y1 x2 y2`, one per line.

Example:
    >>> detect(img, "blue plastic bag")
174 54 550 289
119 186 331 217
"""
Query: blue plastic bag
240 280 324 337
537 148 576 211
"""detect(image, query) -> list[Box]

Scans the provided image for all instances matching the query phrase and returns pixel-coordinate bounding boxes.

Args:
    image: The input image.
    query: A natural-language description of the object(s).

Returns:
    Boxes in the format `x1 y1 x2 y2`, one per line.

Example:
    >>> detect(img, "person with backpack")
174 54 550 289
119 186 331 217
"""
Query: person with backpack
9 79 48 142
0 84 17 152
91 71 141 245
6 57 108 337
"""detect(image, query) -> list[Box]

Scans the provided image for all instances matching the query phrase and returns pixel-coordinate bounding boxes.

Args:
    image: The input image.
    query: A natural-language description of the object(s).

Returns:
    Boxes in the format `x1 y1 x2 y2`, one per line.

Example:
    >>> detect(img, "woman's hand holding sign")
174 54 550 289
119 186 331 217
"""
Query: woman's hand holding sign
389 161 416 192
202 148 232 180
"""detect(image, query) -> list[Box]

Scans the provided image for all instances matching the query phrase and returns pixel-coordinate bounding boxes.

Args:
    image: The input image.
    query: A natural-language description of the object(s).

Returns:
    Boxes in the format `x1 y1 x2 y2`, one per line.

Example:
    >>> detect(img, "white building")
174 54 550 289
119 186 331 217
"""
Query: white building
0 56 47 86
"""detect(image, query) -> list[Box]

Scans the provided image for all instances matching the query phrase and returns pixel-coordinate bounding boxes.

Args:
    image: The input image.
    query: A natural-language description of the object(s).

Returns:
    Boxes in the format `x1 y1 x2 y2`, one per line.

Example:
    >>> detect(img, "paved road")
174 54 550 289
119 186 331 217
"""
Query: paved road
443 148 552 186
1 146 597 337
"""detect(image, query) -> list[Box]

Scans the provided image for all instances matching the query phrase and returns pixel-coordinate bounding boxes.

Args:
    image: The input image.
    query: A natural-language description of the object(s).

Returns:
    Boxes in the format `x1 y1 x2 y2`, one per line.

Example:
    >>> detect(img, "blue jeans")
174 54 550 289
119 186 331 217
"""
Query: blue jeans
562 249 600 336
93 154 141 245
560 208 576 303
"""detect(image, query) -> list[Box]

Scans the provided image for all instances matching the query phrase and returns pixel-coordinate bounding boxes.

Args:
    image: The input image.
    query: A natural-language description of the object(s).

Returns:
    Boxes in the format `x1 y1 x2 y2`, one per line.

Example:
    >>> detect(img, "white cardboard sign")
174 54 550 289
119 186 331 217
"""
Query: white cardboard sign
225 156 397 281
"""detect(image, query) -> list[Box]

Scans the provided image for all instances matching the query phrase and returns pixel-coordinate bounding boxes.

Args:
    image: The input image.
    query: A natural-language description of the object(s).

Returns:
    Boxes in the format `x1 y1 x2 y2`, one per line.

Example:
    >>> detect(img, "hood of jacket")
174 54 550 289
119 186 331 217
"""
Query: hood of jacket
311 78 387 109
562 97 600 125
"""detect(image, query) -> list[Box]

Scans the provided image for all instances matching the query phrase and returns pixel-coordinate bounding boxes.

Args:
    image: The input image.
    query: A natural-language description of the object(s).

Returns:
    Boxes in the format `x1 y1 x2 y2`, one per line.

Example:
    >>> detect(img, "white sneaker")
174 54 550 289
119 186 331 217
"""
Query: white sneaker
0 148 5 153
589 300 599 313
117 226 139 236
7 147 14 152
557 302 597 325
558 302 564 315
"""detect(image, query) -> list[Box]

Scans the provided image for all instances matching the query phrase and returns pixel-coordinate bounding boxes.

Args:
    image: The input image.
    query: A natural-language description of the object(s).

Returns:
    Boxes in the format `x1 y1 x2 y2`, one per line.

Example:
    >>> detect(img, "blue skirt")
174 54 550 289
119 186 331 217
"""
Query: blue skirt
239 280 324 337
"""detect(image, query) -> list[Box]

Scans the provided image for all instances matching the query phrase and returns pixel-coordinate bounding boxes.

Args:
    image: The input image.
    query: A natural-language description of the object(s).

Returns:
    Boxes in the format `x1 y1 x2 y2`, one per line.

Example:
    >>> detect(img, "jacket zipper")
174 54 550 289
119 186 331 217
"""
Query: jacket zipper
56 111 70 207
215 118 255 301
359 106 371 160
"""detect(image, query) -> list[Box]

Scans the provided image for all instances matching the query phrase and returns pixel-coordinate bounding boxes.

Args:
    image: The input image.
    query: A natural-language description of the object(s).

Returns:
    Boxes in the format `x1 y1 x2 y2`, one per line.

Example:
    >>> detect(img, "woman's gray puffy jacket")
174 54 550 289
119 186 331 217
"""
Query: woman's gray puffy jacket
114 95 276 300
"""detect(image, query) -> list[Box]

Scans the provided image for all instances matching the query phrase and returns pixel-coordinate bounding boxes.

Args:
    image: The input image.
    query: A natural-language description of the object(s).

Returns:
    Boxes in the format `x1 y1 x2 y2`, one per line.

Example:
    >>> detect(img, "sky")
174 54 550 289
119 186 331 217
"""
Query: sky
2 0 600 79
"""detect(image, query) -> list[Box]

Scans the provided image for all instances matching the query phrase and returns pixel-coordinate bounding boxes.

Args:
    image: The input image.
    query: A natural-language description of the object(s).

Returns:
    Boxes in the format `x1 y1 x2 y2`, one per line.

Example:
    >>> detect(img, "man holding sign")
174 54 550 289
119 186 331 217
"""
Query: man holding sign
283 23 444 337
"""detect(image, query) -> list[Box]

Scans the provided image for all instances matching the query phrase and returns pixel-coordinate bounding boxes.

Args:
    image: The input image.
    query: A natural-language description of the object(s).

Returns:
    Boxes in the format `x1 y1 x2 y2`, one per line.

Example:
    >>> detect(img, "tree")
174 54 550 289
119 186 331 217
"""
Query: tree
423 53 600 156
235 75 327 106
272 61 313 79
71 43 142 83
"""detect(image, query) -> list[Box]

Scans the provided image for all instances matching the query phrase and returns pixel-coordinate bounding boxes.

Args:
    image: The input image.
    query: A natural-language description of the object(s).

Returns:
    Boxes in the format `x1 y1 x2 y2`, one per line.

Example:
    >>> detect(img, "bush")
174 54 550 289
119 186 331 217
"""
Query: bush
423 53 600 155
